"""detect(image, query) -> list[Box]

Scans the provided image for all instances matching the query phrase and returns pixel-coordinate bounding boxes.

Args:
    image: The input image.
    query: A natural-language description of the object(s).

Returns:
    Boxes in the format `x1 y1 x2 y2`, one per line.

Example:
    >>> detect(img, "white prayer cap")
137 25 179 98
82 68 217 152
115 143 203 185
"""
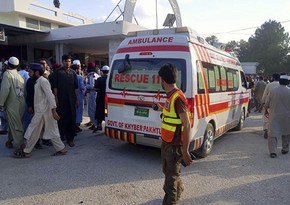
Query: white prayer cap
280 75 290 80
8 56 19 66
101 65 110 71
73 60 81 65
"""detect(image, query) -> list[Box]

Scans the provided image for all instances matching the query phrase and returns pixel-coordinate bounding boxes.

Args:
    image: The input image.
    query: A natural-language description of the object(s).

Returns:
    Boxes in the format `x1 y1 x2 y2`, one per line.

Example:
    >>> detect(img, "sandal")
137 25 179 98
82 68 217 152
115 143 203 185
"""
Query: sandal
270 153 277 158
13 149 31 158
52 148 67 156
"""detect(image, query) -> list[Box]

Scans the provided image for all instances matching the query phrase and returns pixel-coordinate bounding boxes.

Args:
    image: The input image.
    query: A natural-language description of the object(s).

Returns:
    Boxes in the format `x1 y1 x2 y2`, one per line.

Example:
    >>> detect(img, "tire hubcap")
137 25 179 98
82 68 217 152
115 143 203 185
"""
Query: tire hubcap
205 129 213 151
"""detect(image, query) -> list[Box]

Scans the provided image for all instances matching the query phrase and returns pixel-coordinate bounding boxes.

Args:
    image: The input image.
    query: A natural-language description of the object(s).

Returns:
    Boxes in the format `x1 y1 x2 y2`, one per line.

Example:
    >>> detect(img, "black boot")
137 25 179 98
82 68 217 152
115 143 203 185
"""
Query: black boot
88 124 95 130
264 130 268 139
97 124 102 131
34 139 43 149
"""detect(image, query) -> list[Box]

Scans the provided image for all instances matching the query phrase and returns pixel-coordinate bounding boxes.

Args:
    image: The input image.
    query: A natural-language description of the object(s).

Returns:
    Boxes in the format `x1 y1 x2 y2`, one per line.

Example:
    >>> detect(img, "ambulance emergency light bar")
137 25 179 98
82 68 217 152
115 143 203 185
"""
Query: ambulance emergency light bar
126 26 205 44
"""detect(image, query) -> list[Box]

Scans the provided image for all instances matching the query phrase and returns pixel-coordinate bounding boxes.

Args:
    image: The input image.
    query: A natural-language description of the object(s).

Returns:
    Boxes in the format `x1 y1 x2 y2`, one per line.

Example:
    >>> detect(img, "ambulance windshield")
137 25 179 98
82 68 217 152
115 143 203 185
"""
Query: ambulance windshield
109 58 186 93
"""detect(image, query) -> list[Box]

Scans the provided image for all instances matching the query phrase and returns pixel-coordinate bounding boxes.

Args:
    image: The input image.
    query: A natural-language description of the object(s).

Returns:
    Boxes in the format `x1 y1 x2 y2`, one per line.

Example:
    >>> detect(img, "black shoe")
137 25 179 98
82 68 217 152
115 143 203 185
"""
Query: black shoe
5 140 13 149
75 126 82 133
270 153 277 158
264 130 268 139
67 141 75 147
60 136 66 141
34 143 43 149
93 125 102 133
92 128 98 133
42 140 52 146
0 130 8 135
282 150 289 155
84 122 92 127
88 125 95 130
97 125 102 131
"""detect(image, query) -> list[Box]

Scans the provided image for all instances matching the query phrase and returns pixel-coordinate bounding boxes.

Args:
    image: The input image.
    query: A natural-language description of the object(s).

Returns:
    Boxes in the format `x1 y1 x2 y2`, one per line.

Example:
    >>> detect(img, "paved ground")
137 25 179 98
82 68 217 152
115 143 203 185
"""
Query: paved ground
0 112 290 205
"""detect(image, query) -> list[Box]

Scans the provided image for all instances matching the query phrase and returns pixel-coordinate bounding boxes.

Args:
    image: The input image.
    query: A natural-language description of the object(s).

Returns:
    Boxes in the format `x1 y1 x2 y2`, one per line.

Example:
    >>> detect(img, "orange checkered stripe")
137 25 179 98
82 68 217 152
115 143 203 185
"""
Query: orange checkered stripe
195 94 210 119
191 43 212 63
215 120 239 137
105 127 136 144
192 137 203 150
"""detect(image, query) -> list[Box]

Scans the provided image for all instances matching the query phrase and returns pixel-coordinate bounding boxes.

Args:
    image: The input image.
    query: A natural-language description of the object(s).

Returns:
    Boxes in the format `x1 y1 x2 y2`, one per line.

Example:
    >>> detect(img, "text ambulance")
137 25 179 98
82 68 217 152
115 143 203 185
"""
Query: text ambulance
105 27 249 157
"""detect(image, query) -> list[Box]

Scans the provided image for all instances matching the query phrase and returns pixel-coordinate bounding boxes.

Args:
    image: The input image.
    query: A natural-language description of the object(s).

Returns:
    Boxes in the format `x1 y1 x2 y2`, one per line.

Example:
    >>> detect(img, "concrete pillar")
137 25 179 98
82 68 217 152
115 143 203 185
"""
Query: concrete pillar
26 45 34 63
54 43 69 63
55 43 63 64
109 38 123 65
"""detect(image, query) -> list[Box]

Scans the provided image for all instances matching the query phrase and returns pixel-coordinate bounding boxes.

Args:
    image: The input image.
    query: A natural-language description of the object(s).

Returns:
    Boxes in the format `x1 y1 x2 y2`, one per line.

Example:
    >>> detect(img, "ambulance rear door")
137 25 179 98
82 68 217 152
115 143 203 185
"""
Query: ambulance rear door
105 53 188 147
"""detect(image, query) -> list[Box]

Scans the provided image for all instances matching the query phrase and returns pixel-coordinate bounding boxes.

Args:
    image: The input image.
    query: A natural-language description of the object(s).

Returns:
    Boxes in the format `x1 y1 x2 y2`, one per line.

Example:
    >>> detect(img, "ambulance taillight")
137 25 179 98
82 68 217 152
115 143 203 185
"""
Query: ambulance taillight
105 93 108 117
187 97 194 126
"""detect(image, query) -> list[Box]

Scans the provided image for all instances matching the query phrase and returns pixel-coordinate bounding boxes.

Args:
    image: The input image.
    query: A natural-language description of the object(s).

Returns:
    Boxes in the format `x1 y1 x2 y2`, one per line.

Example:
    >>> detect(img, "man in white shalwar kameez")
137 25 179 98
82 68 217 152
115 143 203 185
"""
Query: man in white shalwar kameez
18 63 67 158
264 75 290 158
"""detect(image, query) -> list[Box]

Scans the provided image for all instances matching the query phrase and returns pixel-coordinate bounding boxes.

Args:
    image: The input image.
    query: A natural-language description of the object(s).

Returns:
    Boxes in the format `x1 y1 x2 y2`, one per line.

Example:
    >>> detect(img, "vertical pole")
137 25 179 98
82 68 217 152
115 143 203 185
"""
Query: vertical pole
156 0 158 29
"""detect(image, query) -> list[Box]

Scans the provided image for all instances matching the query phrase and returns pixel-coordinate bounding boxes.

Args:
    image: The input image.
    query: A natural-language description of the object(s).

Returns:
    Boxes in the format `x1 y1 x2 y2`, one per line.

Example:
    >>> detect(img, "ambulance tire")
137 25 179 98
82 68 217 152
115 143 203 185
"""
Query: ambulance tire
196 123 214 158
233 110 245 131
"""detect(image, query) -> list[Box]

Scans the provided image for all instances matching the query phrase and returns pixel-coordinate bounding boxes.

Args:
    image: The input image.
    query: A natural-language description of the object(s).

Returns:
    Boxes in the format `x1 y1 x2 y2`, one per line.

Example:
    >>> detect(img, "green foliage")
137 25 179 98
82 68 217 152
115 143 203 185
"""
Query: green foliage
232 20 290 75
205 35 218 45
225 40 239 50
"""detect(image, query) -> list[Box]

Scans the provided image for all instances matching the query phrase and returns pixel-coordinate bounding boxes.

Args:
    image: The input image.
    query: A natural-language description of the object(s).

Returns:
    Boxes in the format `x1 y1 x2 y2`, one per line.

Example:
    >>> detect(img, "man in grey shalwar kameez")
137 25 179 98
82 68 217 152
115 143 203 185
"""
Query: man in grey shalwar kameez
0 57 25 151
261 73 280 139
264 75 290 158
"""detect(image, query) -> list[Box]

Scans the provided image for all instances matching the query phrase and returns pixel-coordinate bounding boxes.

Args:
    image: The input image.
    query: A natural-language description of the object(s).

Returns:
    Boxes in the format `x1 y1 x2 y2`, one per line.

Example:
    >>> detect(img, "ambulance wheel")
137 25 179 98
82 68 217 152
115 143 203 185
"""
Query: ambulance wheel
196 123 214 158
233 110 245 131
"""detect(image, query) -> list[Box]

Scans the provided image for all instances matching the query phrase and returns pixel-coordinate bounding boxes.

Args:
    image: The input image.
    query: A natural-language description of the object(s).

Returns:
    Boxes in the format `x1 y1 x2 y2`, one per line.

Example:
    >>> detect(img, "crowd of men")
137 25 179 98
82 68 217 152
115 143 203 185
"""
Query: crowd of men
0 55 109 158
248 73 290 158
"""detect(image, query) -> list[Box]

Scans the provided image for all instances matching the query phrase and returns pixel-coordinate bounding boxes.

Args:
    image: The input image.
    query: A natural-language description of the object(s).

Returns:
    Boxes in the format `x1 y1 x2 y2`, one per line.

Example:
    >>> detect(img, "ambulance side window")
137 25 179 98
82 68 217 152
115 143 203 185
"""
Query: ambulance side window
197 62 205 94
226 69 234 91
232 70 239 91
214 65 221 92
203 65 216 93
220 67 227 92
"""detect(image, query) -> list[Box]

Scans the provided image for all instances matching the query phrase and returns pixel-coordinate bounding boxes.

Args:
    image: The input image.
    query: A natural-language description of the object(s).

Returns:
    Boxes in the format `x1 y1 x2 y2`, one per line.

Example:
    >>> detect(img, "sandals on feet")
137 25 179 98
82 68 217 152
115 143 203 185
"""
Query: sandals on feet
52 148 67 156
13 149 31 158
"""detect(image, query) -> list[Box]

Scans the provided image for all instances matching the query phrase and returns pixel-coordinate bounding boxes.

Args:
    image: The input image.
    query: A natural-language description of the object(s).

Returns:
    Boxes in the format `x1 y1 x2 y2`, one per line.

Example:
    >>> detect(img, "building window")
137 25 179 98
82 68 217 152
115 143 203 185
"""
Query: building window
26 18 51 31
26 18 39 30
40 21 51 30
34 48 52 60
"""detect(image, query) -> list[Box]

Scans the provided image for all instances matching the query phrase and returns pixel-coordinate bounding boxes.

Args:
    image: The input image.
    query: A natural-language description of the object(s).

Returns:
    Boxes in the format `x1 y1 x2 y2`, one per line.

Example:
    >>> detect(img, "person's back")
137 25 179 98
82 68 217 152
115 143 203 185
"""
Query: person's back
94 65 109 132
268 85 290 117
264 75 290 158
254 77 267 112
18 61 29 83
0 57 25 153
254 79 267 102
261 73 280 139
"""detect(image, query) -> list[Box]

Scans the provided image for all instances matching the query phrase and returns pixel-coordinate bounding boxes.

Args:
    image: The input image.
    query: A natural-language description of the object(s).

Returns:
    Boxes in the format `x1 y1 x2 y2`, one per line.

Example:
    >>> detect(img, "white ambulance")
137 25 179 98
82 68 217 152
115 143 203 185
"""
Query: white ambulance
104 27 249 157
